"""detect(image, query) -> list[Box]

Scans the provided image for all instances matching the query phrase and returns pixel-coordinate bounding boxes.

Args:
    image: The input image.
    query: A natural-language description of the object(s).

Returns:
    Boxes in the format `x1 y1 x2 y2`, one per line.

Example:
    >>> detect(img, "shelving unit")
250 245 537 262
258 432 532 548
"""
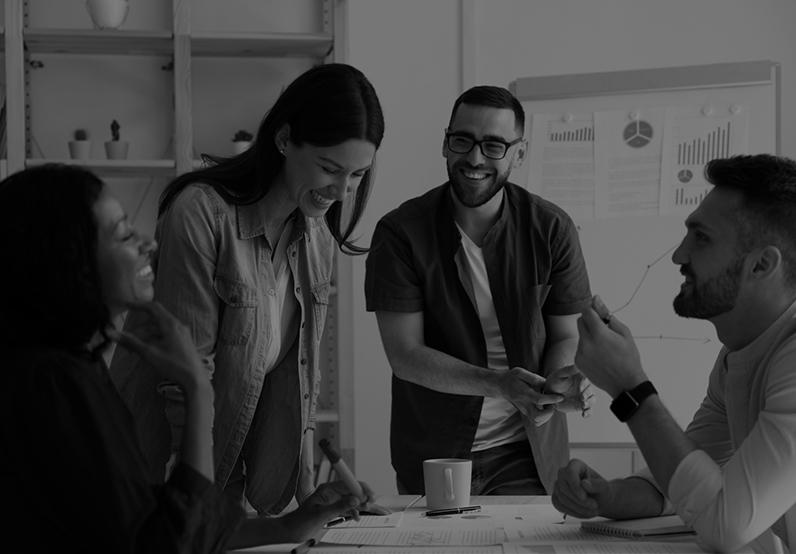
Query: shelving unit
1 0 352 472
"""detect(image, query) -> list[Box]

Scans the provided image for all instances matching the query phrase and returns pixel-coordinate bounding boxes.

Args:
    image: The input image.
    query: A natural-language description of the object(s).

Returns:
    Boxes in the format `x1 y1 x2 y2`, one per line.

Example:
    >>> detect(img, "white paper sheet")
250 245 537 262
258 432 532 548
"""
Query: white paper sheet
659 105 749 215
311 548 502 554
527 113 595 221
503 541 710 554
325 513 405 528
320 527 505 546
504 523 622 543
593 108 665 218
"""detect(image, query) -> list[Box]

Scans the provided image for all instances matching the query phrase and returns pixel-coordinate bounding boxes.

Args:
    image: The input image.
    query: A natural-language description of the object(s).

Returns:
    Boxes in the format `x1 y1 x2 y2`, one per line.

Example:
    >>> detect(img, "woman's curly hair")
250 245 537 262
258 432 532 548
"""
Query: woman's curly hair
0 164 110 352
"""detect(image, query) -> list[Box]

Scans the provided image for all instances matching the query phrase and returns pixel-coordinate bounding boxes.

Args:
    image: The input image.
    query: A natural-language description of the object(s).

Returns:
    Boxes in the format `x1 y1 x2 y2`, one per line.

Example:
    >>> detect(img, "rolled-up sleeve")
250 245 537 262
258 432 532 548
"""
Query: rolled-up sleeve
365 218 425 313
665 346 796 552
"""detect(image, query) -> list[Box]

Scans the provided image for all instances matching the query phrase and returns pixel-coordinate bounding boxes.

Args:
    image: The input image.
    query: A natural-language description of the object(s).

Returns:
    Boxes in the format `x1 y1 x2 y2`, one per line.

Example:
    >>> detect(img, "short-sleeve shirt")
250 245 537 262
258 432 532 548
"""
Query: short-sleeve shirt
365 182 591 493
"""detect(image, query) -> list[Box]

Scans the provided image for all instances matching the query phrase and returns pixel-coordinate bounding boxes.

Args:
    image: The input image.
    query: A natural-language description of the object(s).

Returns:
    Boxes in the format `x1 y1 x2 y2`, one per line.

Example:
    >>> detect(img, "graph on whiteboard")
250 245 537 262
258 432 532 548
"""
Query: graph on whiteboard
659 107 748 215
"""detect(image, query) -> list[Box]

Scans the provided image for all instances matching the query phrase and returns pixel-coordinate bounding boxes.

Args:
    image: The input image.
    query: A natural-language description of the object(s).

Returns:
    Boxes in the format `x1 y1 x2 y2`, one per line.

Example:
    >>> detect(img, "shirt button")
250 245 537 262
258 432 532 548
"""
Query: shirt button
304 393 309 399
291 251 296 257
268 289 275 296
295 286 301 294
300 358 307 365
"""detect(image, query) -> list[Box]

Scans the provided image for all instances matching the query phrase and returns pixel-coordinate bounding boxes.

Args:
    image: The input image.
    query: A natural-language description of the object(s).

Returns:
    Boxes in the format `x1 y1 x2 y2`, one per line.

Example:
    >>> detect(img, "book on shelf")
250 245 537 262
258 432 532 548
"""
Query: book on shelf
581 514 695 538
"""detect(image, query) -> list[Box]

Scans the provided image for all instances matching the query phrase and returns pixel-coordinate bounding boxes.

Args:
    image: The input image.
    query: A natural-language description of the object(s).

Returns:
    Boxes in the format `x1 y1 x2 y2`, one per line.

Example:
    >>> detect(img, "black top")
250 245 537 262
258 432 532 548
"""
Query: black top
0 346 243 553
365 182 592 493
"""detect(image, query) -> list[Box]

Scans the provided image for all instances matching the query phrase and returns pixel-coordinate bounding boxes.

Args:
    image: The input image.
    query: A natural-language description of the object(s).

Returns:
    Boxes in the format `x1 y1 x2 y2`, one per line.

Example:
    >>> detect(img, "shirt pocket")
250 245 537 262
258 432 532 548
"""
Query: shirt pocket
213 275 257 346
310 281 331 338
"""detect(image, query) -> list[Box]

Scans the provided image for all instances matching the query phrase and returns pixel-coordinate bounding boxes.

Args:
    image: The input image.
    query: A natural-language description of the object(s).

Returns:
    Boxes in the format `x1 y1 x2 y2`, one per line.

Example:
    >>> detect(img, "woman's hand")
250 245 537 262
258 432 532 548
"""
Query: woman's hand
280 480 381 541
109 301 208 390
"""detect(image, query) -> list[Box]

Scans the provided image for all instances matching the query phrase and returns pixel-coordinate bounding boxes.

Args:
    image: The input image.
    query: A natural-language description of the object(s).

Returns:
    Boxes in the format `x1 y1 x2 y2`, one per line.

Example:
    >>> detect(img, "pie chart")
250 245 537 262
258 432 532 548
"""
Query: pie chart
623 120 654 148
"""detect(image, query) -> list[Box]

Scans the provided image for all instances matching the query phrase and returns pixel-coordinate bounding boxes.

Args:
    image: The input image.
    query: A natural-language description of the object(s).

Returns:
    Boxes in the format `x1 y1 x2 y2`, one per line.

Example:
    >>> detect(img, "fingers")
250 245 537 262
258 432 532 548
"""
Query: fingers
552 460 600 518
512 368 546 389
110 328 149 355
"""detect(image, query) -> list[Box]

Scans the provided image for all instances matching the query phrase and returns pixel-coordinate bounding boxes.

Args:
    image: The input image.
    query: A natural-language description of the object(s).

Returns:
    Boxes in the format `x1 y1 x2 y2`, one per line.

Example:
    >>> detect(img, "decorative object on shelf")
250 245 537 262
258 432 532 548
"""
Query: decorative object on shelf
69 129 92 160
104 119 129 160
231 130 253 155
85 0 130 30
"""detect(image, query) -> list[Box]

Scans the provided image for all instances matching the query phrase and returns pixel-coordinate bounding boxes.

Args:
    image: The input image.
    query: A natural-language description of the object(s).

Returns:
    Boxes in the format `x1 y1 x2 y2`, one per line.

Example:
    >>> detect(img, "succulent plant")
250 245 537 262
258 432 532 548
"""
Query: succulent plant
74 129 89 141
110 119 120 141
232 130 253 142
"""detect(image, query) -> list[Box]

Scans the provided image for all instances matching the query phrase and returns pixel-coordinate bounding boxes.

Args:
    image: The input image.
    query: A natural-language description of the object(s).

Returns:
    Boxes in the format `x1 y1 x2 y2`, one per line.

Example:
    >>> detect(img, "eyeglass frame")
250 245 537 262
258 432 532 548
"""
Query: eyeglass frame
444 130 524 160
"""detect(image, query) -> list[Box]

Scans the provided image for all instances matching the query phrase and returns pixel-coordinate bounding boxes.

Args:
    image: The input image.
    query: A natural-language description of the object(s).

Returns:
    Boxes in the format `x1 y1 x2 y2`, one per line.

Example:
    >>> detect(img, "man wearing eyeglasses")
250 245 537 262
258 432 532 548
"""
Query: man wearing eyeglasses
365 86 593 496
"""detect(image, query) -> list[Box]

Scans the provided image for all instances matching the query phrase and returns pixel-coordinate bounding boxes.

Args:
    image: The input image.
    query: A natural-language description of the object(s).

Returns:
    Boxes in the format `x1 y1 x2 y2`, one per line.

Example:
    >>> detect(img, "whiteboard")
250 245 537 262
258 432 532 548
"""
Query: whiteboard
510 61 780 442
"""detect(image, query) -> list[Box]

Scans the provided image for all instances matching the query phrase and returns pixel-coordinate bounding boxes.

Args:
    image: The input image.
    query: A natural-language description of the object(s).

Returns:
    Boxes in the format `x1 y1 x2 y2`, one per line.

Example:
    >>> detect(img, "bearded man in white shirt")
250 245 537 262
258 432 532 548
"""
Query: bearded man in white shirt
553 154 796 554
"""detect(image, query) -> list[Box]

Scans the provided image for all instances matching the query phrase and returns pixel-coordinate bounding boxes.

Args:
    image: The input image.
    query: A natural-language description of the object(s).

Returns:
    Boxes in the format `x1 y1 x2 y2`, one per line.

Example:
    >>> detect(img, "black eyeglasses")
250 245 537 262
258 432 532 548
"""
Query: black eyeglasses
445 132 523 160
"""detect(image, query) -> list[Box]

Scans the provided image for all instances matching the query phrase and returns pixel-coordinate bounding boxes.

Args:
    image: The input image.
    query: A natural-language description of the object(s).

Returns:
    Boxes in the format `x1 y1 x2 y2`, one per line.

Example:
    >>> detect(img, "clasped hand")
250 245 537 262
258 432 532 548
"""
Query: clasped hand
502 366 592 426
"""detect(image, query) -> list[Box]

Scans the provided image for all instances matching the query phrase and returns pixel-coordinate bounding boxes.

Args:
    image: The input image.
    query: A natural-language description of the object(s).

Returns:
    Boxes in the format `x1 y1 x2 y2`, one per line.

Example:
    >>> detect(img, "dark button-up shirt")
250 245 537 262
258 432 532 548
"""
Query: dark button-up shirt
365 182 591 493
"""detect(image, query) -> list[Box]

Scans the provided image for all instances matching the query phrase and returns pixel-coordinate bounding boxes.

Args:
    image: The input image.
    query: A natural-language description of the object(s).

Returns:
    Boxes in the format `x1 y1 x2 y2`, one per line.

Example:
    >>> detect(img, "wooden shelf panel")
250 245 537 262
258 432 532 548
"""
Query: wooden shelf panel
191 31 332 58
24 28 173 55
26 158 176 177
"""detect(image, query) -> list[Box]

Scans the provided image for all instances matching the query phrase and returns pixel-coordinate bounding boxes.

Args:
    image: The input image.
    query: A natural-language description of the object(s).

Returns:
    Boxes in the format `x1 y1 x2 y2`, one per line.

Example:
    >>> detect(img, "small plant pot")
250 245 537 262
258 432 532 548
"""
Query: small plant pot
232 141 251 155
86 0 130 30
68 140 92 160
105 140 129 160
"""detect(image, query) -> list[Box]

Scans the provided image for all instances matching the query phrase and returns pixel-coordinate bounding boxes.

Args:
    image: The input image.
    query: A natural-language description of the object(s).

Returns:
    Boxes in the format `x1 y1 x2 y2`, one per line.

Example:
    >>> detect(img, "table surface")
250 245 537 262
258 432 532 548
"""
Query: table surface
231 495 708 553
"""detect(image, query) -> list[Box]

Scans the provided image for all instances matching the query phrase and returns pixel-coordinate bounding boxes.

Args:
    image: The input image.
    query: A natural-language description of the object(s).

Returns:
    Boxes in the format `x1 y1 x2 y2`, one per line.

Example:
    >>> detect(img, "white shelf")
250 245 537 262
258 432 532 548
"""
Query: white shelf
191 31 332 58
24 28 173 56
316 410 340 423
26 158 176 177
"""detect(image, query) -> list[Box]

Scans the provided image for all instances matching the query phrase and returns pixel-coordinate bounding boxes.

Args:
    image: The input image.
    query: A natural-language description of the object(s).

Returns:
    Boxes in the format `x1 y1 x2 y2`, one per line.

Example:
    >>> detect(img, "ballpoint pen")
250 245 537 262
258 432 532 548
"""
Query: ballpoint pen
425 505 481 517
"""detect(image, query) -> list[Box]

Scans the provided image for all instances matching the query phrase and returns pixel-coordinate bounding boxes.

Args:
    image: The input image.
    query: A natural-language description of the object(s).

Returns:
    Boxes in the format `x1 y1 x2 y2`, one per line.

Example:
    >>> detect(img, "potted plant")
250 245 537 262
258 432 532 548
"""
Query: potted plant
105 119 129 160
232 130 253 155
86 0 130 30
68 129 91 160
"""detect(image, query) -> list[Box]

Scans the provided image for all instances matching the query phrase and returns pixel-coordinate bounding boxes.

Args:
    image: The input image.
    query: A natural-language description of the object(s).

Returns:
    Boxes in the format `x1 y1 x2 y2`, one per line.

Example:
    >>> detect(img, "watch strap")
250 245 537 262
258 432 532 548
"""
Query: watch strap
610 380 657 422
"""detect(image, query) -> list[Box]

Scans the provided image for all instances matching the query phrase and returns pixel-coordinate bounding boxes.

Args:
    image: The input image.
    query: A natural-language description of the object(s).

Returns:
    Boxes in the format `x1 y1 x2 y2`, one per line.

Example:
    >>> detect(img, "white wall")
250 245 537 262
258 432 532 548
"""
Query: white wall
345 0 796 495
345 0 462 495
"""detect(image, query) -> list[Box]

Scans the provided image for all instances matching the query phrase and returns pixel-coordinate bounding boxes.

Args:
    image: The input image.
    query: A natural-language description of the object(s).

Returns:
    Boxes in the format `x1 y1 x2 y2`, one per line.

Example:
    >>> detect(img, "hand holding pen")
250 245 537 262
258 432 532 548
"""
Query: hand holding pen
318 439 391 517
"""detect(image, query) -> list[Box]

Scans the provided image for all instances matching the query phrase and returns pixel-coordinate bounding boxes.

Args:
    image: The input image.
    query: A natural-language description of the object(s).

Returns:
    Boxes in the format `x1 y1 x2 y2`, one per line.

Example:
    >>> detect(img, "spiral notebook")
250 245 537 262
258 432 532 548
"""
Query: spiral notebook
581 515 695 538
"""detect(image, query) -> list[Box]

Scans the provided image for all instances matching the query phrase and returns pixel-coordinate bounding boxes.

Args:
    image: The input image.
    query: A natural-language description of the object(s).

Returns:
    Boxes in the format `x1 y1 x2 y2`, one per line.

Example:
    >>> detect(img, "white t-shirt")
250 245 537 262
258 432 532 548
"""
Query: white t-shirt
455 224 526 452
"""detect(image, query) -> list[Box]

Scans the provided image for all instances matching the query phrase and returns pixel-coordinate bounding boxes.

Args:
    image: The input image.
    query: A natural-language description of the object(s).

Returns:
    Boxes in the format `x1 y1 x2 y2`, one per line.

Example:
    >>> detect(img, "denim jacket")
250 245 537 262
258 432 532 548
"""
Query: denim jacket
110 183 335 514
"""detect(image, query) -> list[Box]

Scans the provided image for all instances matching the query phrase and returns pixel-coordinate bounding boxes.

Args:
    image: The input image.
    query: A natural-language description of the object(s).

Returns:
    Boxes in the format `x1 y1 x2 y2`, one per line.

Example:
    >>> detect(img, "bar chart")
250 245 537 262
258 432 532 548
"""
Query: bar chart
676 120 731 166
548 123 594 142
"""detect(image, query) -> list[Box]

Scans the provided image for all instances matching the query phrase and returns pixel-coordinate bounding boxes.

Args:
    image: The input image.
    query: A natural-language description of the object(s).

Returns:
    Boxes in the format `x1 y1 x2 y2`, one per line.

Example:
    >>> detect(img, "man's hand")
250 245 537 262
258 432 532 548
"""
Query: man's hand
575 299 647 399
499 367 564 426
552 459 614 518
543 365 595 417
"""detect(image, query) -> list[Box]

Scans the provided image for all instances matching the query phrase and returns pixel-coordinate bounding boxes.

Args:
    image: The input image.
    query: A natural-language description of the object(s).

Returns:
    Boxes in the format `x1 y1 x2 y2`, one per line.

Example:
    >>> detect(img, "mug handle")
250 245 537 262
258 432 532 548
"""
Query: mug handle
444 467 454 501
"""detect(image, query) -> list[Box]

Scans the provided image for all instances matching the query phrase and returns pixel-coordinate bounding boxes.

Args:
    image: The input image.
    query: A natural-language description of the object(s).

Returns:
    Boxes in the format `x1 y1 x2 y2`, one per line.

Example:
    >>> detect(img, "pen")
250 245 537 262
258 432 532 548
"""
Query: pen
290 538 316 554
425 505 481 517
325 515 351 527
319 439 365 499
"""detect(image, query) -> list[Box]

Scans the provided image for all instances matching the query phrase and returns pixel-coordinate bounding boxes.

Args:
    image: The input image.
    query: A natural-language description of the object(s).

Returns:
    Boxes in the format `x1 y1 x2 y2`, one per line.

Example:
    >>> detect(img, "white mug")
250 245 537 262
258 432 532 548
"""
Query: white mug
423 458 472 510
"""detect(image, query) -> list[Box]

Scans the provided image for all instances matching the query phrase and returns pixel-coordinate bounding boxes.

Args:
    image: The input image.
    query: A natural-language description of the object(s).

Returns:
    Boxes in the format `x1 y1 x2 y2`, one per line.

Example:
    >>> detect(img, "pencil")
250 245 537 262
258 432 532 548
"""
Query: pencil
291 538 316 554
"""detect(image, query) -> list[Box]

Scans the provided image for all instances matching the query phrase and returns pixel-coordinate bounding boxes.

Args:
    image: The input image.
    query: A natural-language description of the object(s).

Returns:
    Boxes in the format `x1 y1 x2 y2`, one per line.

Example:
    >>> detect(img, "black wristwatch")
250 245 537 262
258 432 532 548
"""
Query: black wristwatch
610 381 657 422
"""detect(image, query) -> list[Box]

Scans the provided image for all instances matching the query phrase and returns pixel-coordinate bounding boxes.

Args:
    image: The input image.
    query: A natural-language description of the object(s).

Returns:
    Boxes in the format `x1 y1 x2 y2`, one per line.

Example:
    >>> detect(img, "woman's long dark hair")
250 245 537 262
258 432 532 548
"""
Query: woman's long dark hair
0 164 110 352
160 63 385 254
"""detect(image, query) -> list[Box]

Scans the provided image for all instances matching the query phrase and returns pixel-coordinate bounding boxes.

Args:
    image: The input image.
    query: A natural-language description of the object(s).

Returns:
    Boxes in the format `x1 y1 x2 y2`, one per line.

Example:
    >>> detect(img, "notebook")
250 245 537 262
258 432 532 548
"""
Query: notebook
581 515 695 538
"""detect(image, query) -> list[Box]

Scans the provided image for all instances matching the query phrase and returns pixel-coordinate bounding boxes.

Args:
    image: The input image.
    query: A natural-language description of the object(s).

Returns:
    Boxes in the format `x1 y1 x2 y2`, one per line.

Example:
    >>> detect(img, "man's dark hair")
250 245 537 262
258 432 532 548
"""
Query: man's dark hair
448 85 525 135
705 154 796 287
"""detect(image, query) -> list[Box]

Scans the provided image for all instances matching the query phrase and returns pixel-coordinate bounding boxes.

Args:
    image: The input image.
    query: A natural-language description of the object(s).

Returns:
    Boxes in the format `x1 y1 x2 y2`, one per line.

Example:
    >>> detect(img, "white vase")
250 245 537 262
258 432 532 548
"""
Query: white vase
105 141 129 160
232 141 251 155
68 140 92 160
86 0 130 30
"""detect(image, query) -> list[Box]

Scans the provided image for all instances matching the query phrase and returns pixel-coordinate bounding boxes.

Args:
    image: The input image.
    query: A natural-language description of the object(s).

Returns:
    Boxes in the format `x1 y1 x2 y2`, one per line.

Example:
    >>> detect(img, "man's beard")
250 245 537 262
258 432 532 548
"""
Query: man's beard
448 163 510 208
673 256 744 319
